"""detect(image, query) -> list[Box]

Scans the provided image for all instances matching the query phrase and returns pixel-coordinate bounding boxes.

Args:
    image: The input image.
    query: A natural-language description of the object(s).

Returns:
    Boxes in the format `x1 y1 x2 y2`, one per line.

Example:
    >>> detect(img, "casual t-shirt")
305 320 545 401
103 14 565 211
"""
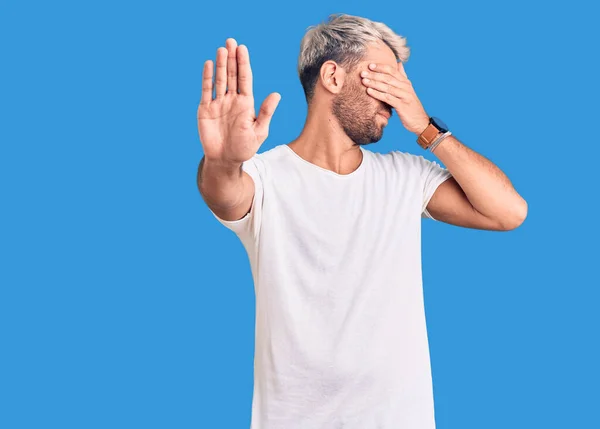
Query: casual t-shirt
208 143 453 429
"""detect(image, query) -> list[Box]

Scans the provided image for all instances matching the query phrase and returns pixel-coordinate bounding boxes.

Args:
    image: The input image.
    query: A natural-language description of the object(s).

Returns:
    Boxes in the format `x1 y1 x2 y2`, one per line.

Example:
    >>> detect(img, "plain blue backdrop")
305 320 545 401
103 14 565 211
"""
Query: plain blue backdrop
1 0 598 428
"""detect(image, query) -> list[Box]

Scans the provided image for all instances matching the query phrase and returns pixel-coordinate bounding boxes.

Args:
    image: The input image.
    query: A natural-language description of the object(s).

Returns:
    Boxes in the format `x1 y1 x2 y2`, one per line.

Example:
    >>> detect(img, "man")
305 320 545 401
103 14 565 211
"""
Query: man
197 13 527 429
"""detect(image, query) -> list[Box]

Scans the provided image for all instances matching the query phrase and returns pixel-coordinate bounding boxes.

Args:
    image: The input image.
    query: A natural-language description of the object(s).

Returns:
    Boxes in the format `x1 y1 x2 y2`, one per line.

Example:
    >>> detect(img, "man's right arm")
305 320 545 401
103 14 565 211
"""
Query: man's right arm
197 156 255 222
197 38 278 224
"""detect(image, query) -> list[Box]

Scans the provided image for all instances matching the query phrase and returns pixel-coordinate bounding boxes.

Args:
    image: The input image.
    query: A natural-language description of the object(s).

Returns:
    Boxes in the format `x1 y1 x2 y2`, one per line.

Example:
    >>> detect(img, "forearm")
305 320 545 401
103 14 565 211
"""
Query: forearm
429 135 528 225
197 156 247 210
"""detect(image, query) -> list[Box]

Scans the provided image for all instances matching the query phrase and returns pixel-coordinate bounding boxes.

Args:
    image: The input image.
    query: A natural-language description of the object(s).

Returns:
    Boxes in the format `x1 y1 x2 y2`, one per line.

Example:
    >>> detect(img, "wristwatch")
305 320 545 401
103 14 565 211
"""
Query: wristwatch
416 116 449 150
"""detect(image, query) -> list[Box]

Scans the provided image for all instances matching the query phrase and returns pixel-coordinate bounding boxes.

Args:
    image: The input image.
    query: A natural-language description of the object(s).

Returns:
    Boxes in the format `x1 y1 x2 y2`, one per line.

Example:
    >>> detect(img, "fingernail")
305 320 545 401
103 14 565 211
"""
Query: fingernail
369 63 376 69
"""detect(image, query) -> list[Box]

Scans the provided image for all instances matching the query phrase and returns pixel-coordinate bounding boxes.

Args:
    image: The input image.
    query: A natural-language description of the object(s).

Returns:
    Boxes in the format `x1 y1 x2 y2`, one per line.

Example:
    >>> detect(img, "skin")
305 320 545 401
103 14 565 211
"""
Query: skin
197 39 280 222
357 44 528 230
331 72 392 146
287 39 399 175
197 38 528 231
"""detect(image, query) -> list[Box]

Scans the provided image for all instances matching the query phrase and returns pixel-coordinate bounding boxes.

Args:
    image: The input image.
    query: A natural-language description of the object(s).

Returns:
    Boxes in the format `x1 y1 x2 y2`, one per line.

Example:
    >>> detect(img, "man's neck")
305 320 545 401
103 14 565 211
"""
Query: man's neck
287 105 363 175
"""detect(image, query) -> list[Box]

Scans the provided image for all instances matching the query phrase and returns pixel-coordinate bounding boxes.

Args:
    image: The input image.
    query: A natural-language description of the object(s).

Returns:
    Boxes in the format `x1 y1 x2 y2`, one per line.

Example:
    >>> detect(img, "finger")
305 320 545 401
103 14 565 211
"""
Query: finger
215 47 228 98
363 71 410 92
237 45 253 96
225 38 238 94
200 60 213 105
368 63 408 84
361 70 412 92
366 87 405 107
361 77 410 101
255 92 281 136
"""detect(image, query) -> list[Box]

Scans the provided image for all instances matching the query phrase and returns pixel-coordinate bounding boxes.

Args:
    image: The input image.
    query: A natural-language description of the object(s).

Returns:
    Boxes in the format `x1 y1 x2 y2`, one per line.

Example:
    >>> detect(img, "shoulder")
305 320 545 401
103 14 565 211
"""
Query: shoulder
256 144 288 161
385 149 448 176
389 149 429 167
241 144 289 181
251 144 288 168
364 148 424 173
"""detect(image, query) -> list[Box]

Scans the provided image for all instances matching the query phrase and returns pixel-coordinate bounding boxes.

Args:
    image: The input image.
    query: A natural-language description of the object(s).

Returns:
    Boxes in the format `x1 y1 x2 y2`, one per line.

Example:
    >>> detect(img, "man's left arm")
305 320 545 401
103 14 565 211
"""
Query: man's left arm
417 133 528 231
361 61 528 231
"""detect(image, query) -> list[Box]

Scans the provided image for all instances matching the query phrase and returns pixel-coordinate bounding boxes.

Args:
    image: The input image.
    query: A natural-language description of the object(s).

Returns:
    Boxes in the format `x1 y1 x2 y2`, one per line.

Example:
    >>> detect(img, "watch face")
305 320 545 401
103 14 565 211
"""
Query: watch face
431 116 448 133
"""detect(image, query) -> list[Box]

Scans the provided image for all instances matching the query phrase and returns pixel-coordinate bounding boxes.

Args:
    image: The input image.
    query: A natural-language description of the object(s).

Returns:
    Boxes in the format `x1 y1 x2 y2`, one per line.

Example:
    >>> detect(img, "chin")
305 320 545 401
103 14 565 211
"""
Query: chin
367 133 384 144
375 126 385 139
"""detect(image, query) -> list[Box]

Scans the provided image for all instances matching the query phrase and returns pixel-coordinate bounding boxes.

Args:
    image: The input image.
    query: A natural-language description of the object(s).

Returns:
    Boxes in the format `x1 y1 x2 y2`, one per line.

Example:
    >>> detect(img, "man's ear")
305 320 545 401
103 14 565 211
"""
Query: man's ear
319 60 345 96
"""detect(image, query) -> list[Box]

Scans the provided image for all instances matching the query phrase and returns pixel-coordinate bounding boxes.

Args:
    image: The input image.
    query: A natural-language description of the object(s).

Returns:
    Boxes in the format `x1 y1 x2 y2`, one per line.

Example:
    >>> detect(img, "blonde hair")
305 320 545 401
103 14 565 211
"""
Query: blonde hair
298 13 411 102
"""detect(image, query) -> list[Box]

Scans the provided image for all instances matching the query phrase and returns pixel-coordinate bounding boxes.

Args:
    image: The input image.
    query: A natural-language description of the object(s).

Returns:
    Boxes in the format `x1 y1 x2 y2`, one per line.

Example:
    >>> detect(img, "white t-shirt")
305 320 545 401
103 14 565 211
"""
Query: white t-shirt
209 143 453 429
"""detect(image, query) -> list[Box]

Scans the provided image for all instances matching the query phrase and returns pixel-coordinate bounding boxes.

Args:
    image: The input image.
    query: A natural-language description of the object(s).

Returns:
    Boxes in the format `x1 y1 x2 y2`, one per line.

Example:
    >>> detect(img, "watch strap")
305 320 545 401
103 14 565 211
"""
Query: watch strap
417 121 443 150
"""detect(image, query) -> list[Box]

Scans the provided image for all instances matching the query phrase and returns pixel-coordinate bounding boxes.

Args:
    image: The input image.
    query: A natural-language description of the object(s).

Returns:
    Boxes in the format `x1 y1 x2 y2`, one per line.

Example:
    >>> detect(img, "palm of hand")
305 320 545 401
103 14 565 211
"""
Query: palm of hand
197 40 280 166
198 93 259 164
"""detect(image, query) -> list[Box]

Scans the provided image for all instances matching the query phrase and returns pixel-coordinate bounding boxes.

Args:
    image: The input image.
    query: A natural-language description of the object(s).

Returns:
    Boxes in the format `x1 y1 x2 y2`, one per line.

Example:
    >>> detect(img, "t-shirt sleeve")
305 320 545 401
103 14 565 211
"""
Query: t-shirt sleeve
417 155 453 221
207 155 264 241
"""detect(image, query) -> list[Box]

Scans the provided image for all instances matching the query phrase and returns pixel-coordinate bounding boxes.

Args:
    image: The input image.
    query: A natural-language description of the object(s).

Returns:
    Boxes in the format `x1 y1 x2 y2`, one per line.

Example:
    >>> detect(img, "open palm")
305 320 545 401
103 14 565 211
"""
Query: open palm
197 39 281 165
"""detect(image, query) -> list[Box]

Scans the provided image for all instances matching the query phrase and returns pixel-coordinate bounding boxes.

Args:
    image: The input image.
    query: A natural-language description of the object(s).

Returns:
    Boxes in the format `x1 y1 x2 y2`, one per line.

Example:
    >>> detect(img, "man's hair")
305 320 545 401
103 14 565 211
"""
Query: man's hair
298 13 411 103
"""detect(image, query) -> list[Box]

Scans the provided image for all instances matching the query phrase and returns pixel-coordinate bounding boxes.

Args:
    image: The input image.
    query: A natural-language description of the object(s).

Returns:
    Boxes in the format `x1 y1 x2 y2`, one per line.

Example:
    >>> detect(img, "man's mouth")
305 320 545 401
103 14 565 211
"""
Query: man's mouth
378 111 391 120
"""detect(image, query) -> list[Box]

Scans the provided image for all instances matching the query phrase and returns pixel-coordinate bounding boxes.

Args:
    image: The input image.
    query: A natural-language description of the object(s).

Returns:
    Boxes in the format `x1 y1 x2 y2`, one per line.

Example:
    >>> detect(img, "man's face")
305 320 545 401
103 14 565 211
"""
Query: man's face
332 41 397 146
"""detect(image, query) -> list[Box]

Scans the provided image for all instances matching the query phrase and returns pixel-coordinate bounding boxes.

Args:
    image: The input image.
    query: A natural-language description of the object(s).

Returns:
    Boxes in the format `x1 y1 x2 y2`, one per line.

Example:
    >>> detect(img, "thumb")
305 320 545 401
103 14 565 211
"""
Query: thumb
255 92 281 136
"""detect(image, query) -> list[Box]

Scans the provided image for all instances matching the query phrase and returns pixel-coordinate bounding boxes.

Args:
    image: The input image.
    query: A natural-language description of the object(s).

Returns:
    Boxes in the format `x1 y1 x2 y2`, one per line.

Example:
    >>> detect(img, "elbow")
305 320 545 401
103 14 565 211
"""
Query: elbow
499 199 528 231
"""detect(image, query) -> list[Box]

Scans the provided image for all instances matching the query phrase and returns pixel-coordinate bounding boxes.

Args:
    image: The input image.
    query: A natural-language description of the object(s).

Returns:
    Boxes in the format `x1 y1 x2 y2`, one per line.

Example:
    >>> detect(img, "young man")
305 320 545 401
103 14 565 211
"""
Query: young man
197 13 527 429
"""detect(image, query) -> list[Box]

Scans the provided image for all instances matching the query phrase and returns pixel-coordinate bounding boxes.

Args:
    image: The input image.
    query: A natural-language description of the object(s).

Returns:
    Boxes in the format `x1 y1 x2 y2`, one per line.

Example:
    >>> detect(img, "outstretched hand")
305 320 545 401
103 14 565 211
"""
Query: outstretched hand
197 38 281 165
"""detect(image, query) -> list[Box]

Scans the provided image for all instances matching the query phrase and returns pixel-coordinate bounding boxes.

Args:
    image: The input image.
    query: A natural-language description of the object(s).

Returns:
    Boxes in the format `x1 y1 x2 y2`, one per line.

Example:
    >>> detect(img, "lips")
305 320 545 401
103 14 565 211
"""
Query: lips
378 111 391 120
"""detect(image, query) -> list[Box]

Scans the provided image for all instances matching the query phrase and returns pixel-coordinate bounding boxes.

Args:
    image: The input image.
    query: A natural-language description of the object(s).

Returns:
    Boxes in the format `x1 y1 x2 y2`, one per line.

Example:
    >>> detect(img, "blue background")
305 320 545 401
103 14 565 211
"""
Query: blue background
1 0 598 427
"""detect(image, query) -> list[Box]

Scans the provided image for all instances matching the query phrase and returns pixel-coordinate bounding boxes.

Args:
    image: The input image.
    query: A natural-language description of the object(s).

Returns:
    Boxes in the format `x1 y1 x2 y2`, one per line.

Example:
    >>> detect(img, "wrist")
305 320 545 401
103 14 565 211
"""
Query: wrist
201 157 244 183
415 116 451 151
204 155 243 172
413 118 430 136
429 131 453 154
